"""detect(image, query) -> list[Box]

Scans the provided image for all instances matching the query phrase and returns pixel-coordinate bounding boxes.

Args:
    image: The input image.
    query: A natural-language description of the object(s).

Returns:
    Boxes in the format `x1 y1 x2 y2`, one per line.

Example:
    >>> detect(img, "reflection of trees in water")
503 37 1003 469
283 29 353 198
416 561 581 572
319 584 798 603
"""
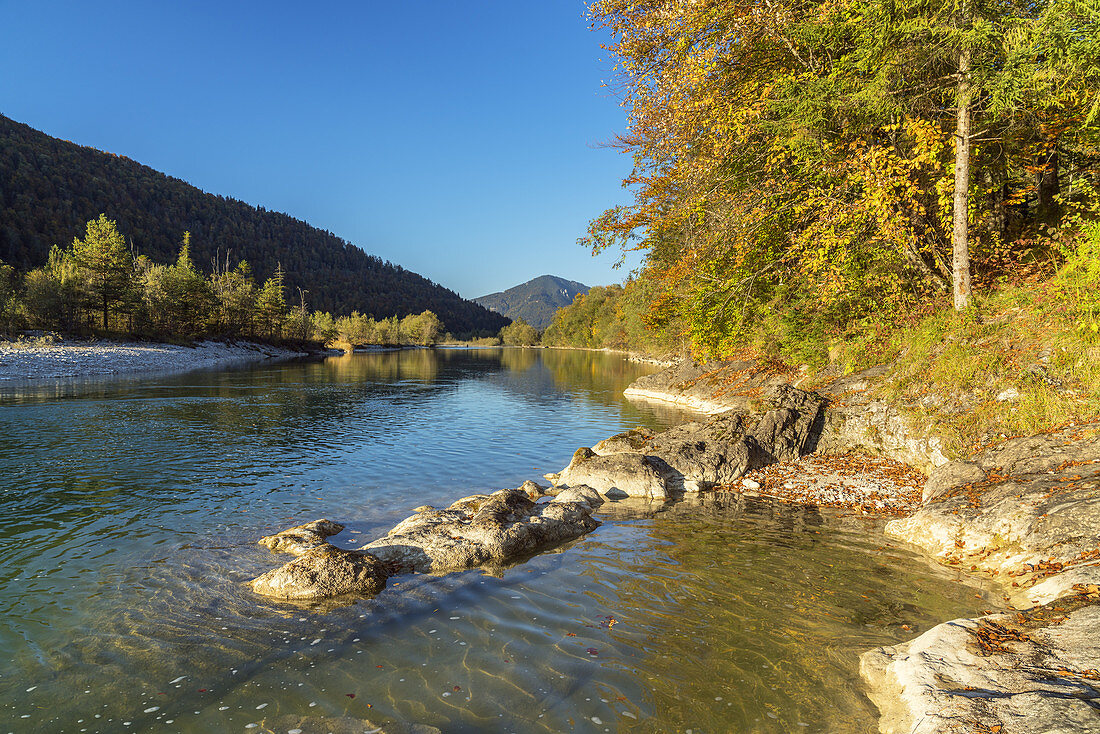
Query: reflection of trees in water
321 349 440 383
497 347 538 373
539 349 642 397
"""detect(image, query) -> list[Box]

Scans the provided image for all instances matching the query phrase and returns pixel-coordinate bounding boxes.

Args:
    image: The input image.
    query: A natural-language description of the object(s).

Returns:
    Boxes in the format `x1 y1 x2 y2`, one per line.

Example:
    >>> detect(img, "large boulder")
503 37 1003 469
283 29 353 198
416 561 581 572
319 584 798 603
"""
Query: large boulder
748 383 826 463
362 487 600 574
638 414 755 488
546 448 674 499
577 383 825 492
249 544 388 600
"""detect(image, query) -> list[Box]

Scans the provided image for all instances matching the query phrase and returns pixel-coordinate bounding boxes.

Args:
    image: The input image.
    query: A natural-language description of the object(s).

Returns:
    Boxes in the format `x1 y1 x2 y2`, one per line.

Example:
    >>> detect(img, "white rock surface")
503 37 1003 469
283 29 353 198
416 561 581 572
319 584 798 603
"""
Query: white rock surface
862 605 1100 734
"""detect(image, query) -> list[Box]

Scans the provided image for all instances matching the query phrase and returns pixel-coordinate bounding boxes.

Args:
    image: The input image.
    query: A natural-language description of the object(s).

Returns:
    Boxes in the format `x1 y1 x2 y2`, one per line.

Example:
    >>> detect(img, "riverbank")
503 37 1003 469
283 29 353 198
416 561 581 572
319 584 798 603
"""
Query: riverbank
614 358 1100 732
0 337 308 382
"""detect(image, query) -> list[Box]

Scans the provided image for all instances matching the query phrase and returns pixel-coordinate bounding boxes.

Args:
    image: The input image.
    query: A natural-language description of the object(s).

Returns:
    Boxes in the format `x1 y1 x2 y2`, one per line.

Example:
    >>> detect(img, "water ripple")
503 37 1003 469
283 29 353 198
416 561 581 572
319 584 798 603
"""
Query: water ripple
0 350 991 733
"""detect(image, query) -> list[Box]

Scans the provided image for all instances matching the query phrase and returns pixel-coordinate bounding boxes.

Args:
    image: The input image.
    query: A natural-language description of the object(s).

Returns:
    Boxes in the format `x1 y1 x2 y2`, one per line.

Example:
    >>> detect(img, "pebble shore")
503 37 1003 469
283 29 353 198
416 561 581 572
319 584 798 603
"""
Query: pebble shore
0 339 306 382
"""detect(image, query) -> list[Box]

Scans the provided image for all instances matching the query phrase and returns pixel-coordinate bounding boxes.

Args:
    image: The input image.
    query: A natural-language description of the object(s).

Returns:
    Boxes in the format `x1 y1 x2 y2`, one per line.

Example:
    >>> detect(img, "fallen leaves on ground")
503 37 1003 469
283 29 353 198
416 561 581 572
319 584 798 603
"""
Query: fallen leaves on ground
722 453 925 516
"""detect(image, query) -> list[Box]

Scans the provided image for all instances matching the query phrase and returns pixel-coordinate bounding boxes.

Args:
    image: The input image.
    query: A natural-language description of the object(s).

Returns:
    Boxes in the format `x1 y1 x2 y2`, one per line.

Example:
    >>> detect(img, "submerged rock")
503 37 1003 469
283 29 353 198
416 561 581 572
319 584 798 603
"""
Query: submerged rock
257 518 345 556
267 713 441 734
362 487 600 574
249 545 388 600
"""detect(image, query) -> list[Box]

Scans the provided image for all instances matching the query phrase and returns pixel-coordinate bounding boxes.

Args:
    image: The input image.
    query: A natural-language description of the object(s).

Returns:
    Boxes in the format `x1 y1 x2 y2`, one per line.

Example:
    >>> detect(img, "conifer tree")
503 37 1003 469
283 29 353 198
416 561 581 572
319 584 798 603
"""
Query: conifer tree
256 265 287 338
71 214 133 331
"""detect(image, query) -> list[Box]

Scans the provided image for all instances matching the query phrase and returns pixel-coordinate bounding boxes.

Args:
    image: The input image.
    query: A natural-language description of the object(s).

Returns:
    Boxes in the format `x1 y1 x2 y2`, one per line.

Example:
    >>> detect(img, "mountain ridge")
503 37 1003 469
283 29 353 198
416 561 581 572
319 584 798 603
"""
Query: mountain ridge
0 113 509 335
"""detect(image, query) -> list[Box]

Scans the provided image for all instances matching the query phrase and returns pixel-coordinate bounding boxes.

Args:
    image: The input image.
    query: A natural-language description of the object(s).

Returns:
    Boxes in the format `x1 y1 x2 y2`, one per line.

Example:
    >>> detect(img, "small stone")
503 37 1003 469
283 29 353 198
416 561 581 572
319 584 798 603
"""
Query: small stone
741 478 761 490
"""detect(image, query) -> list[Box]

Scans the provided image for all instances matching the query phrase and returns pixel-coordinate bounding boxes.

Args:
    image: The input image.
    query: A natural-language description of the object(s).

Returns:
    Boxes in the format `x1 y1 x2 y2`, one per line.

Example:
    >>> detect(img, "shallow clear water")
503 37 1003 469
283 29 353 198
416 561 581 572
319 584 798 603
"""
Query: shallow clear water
0 348 995 733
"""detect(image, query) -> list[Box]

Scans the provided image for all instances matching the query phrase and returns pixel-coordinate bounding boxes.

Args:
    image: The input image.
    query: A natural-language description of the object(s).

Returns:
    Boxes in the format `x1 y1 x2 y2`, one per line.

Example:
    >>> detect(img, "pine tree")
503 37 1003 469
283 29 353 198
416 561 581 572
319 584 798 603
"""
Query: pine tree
71 214 133 331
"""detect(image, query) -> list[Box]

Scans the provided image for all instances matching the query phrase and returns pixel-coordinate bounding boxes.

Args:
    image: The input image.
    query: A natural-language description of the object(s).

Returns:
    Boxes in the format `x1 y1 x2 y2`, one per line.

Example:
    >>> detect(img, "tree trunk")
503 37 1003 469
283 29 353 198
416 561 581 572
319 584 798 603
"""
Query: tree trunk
952 41 973 312
1036 146 1061 228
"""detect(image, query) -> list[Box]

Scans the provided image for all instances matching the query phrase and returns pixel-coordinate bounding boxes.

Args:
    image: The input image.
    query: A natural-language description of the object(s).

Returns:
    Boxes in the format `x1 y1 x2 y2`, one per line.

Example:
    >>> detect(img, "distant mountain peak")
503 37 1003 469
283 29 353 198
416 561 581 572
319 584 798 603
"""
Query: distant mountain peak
474 275 589 330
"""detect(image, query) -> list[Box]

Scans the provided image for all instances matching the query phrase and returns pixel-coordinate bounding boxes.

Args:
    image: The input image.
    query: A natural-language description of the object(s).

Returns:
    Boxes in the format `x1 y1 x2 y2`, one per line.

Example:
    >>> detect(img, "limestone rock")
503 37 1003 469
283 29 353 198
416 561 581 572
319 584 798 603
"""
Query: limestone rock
818 397 950 474
548 448 673 500
362 488 600 574
622 359 795 414
922 460 985 503
747 383 826 463
550 484 605 509
640 414 754 487
258 518 345 556
579 383 825 491
592 427 655 455
861 601 1100 734
446 494 492 512
518 479 549 499
885 424 1100 583
1024 564 1100 606
249 545 388 600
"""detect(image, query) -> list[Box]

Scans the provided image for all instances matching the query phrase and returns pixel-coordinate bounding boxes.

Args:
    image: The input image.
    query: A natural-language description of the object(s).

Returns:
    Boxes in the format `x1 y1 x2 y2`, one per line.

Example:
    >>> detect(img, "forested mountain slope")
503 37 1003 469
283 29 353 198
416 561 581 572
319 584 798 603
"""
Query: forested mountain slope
475 275 589 329
0 113 508 334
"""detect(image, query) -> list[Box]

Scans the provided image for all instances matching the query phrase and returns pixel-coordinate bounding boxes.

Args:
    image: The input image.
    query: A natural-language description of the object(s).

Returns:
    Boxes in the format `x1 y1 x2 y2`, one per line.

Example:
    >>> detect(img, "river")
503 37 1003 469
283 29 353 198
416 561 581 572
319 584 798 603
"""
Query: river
0 348 994 733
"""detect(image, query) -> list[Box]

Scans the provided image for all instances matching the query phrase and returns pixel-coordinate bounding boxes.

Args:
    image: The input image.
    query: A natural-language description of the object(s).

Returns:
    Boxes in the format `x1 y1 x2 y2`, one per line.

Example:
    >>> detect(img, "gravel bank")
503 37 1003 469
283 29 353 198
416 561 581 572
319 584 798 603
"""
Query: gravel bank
0 339 306 382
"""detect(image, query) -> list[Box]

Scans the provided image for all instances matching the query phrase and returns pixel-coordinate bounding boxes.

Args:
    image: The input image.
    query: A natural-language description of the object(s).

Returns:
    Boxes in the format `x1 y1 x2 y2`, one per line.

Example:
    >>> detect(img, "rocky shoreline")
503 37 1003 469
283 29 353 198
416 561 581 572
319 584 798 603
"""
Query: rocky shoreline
622 360 1100 733
250 357 1100 732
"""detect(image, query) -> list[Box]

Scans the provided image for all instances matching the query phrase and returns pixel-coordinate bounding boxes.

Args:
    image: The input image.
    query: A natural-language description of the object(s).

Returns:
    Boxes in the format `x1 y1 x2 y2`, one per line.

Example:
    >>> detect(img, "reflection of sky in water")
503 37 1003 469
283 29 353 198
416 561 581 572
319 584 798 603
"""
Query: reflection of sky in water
0 349 992 732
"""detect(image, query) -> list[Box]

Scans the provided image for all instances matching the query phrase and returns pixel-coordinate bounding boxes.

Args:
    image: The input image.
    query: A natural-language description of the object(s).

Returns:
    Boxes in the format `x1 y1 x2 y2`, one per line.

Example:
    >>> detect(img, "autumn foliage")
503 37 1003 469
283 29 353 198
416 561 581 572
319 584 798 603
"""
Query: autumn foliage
584 0 1100 359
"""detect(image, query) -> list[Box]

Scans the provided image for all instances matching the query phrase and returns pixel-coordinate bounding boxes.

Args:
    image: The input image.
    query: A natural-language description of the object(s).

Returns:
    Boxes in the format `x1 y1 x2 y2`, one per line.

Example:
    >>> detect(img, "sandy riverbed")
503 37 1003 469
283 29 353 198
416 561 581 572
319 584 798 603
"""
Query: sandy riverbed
0 339 306 382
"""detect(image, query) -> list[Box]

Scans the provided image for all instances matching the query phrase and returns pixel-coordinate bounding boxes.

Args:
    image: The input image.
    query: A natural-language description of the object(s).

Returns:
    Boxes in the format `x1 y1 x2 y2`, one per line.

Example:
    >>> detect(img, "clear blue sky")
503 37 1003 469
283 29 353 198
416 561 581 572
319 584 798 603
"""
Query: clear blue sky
0 0 641 298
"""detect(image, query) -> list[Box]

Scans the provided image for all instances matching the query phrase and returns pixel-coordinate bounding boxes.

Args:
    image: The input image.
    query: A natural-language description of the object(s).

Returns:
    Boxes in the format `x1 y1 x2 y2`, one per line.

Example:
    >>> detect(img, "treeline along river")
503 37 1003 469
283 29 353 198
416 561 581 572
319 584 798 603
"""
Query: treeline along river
0 349 993 733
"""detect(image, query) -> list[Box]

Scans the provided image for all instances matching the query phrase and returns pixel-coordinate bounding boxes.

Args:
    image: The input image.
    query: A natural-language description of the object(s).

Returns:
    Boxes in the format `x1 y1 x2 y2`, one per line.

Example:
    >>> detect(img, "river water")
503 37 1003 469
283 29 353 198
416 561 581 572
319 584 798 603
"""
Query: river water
0 349 993 733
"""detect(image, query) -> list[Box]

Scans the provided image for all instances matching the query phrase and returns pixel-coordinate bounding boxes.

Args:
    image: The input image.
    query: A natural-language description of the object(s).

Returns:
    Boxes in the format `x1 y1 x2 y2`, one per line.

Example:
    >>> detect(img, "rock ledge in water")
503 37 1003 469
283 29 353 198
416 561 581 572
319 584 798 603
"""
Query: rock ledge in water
548 383 824 495
363 487 600 574
884 423 1100 596
250 486 601 599
861 596 1100 734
